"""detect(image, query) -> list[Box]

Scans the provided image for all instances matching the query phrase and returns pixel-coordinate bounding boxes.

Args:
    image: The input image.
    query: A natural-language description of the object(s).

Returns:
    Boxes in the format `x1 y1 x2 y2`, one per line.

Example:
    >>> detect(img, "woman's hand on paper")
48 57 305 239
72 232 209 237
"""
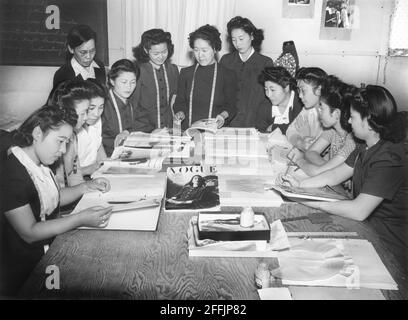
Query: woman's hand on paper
287 147 304 163
84 177 111 193
276 173 300 187
114 130 130 147
174 111 185 122
215 111 229 129
78 206 113 228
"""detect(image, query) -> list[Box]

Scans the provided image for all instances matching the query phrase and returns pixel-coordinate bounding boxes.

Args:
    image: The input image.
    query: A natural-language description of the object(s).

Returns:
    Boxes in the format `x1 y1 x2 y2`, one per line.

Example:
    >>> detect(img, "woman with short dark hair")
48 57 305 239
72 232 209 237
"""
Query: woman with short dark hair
101 59 140 156
52 24 106 91
131 29 179 132
173 25 237 131
0 105 112 297
256 66 303 134
220 16 274 127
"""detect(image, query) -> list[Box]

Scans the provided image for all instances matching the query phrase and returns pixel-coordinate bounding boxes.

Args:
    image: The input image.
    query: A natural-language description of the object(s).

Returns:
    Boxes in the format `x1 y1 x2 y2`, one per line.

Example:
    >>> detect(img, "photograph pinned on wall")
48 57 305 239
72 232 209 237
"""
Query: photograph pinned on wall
288 0 311 5
320 0 360 40
282 0 315 19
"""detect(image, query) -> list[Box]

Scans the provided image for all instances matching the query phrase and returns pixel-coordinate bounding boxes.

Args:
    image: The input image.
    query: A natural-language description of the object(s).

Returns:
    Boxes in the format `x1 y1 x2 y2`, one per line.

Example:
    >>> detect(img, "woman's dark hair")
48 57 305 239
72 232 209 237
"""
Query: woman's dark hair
86 78 107 100
320 75 357 132
12 105 77 147
350 85 406 143
259 66 297 91
108 59 140 88
66 24 97 60
189 25 222 52
186 175 206 188
226 16 265 52
48 80 94 110
133 29 174 63
296 67 327 94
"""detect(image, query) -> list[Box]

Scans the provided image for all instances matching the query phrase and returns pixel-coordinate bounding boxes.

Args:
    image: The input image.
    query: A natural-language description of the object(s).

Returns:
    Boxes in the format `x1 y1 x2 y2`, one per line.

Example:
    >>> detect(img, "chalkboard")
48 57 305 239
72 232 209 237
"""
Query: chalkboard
0 0 109 66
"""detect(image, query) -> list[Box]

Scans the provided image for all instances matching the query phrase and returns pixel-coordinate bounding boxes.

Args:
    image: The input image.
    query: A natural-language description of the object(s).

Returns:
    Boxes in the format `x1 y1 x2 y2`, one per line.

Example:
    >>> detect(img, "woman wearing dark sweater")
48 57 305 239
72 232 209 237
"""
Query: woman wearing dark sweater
173 25 237 131
220 16 273 128
256 66 303 134
52 25 106 92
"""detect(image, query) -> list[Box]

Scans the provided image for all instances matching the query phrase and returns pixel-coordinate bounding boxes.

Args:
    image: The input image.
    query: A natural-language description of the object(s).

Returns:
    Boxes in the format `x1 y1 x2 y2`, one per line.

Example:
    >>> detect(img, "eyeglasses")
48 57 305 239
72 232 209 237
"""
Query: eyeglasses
76 48 96 56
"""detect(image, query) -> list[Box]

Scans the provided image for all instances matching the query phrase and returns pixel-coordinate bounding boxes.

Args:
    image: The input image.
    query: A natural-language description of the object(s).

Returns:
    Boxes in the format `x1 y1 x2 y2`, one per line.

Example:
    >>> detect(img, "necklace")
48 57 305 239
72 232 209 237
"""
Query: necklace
188 62 218 127
151 63 170 129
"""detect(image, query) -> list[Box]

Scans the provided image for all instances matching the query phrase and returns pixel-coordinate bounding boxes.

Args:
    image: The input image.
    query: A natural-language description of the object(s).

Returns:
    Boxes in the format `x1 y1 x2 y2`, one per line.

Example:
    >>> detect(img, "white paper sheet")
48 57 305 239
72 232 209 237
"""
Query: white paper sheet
258 287 293 300
218 174 283 207
69 174 166 231
277 239 398 290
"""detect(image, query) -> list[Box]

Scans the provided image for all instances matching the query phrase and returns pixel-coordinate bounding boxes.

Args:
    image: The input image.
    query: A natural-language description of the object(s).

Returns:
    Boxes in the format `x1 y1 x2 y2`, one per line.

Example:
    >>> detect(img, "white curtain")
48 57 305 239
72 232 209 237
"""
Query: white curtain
125 0 237 67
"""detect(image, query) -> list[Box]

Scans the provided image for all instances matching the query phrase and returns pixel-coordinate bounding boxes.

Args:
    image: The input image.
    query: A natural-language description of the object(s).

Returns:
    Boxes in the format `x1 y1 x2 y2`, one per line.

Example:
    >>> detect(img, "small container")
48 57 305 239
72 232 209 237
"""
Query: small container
255 263 271 289
240 207 255 228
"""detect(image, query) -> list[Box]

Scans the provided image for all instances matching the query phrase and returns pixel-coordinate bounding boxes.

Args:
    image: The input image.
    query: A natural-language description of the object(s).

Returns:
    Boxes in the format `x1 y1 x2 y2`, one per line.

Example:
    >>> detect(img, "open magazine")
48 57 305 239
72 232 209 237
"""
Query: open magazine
164 166 220 212
185 118 218 138
270 184 352 202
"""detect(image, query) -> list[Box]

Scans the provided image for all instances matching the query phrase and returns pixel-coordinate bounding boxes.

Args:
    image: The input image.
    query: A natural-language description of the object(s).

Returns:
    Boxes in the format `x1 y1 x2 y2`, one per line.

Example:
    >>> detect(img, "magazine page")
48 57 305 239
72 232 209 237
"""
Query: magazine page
124 130 191 148
165 166 220 212
93 158 164 176
185 118 218 138
210 127 259 140
69 175 166 231
270 184 351 202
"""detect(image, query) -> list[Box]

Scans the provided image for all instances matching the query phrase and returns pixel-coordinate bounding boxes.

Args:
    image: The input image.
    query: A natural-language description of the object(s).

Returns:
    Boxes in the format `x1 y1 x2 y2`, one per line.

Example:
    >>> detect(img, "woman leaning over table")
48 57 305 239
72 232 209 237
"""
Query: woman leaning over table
278 85 408 270
48 79 94 187
255 66 303 134
131 29 179 132
219 16 273 128
77 79 108 176
286 67 327 152
173 24 237 131
0 105 112 297
101 59 140 157
294 75 358 177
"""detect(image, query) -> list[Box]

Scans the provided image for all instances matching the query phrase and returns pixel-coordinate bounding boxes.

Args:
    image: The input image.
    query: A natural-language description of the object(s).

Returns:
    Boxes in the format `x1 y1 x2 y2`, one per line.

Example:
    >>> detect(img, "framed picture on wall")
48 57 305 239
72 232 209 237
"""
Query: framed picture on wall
282 0 315 18
319 0 359 40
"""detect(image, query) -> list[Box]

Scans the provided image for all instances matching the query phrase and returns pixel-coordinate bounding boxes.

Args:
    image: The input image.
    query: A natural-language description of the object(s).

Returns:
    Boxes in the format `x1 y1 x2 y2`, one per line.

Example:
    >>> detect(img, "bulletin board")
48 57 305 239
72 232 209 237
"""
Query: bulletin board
0 0 109 66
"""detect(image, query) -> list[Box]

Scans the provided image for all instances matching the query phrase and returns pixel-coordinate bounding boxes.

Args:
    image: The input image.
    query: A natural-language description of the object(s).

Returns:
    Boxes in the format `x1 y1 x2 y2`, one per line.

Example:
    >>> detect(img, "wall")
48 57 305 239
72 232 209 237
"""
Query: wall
0 0 407 130
234 0 408 110
0 0 124 130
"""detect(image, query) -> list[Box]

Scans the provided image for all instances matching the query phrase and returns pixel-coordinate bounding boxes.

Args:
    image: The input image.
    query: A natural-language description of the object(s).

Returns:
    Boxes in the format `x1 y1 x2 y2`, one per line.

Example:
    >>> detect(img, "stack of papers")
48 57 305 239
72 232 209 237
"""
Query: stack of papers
218 174 283 207
70 174 166 231
203 128 267 165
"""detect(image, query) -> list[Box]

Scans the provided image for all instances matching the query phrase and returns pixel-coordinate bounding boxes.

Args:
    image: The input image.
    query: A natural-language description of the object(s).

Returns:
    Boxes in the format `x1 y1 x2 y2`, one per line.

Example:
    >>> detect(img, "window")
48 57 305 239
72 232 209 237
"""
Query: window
389 0 408 56
125 0 236 66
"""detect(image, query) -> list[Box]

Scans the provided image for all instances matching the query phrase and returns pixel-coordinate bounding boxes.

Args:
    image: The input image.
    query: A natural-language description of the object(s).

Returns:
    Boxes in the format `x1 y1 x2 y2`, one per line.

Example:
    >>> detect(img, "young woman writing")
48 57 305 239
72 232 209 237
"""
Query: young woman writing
286 67 327 151
278 85 407 269
0 105 112 296
295 75 357 176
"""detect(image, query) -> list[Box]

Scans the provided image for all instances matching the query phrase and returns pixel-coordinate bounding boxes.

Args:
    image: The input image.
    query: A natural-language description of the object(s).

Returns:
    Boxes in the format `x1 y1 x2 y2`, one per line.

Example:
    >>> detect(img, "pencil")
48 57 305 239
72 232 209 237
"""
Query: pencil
284 156 293 176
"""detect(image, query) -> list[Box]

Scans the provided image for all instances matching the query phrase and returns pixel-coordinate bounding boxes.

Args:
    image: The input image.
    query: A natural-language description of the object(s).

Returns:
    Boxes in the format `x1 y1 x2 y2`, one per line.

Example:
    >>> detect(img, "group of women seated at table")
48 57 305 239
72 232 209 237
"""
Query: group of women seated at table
0 16 407 297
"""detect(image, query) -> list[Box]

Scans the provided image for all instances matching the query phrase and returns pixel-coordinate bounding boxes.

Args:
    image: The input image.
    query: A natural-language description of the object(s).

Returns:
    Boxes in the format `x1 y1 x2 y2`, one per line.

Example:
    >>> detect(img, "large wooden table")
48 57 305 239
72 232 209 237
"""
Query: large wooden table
18 202 407 299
